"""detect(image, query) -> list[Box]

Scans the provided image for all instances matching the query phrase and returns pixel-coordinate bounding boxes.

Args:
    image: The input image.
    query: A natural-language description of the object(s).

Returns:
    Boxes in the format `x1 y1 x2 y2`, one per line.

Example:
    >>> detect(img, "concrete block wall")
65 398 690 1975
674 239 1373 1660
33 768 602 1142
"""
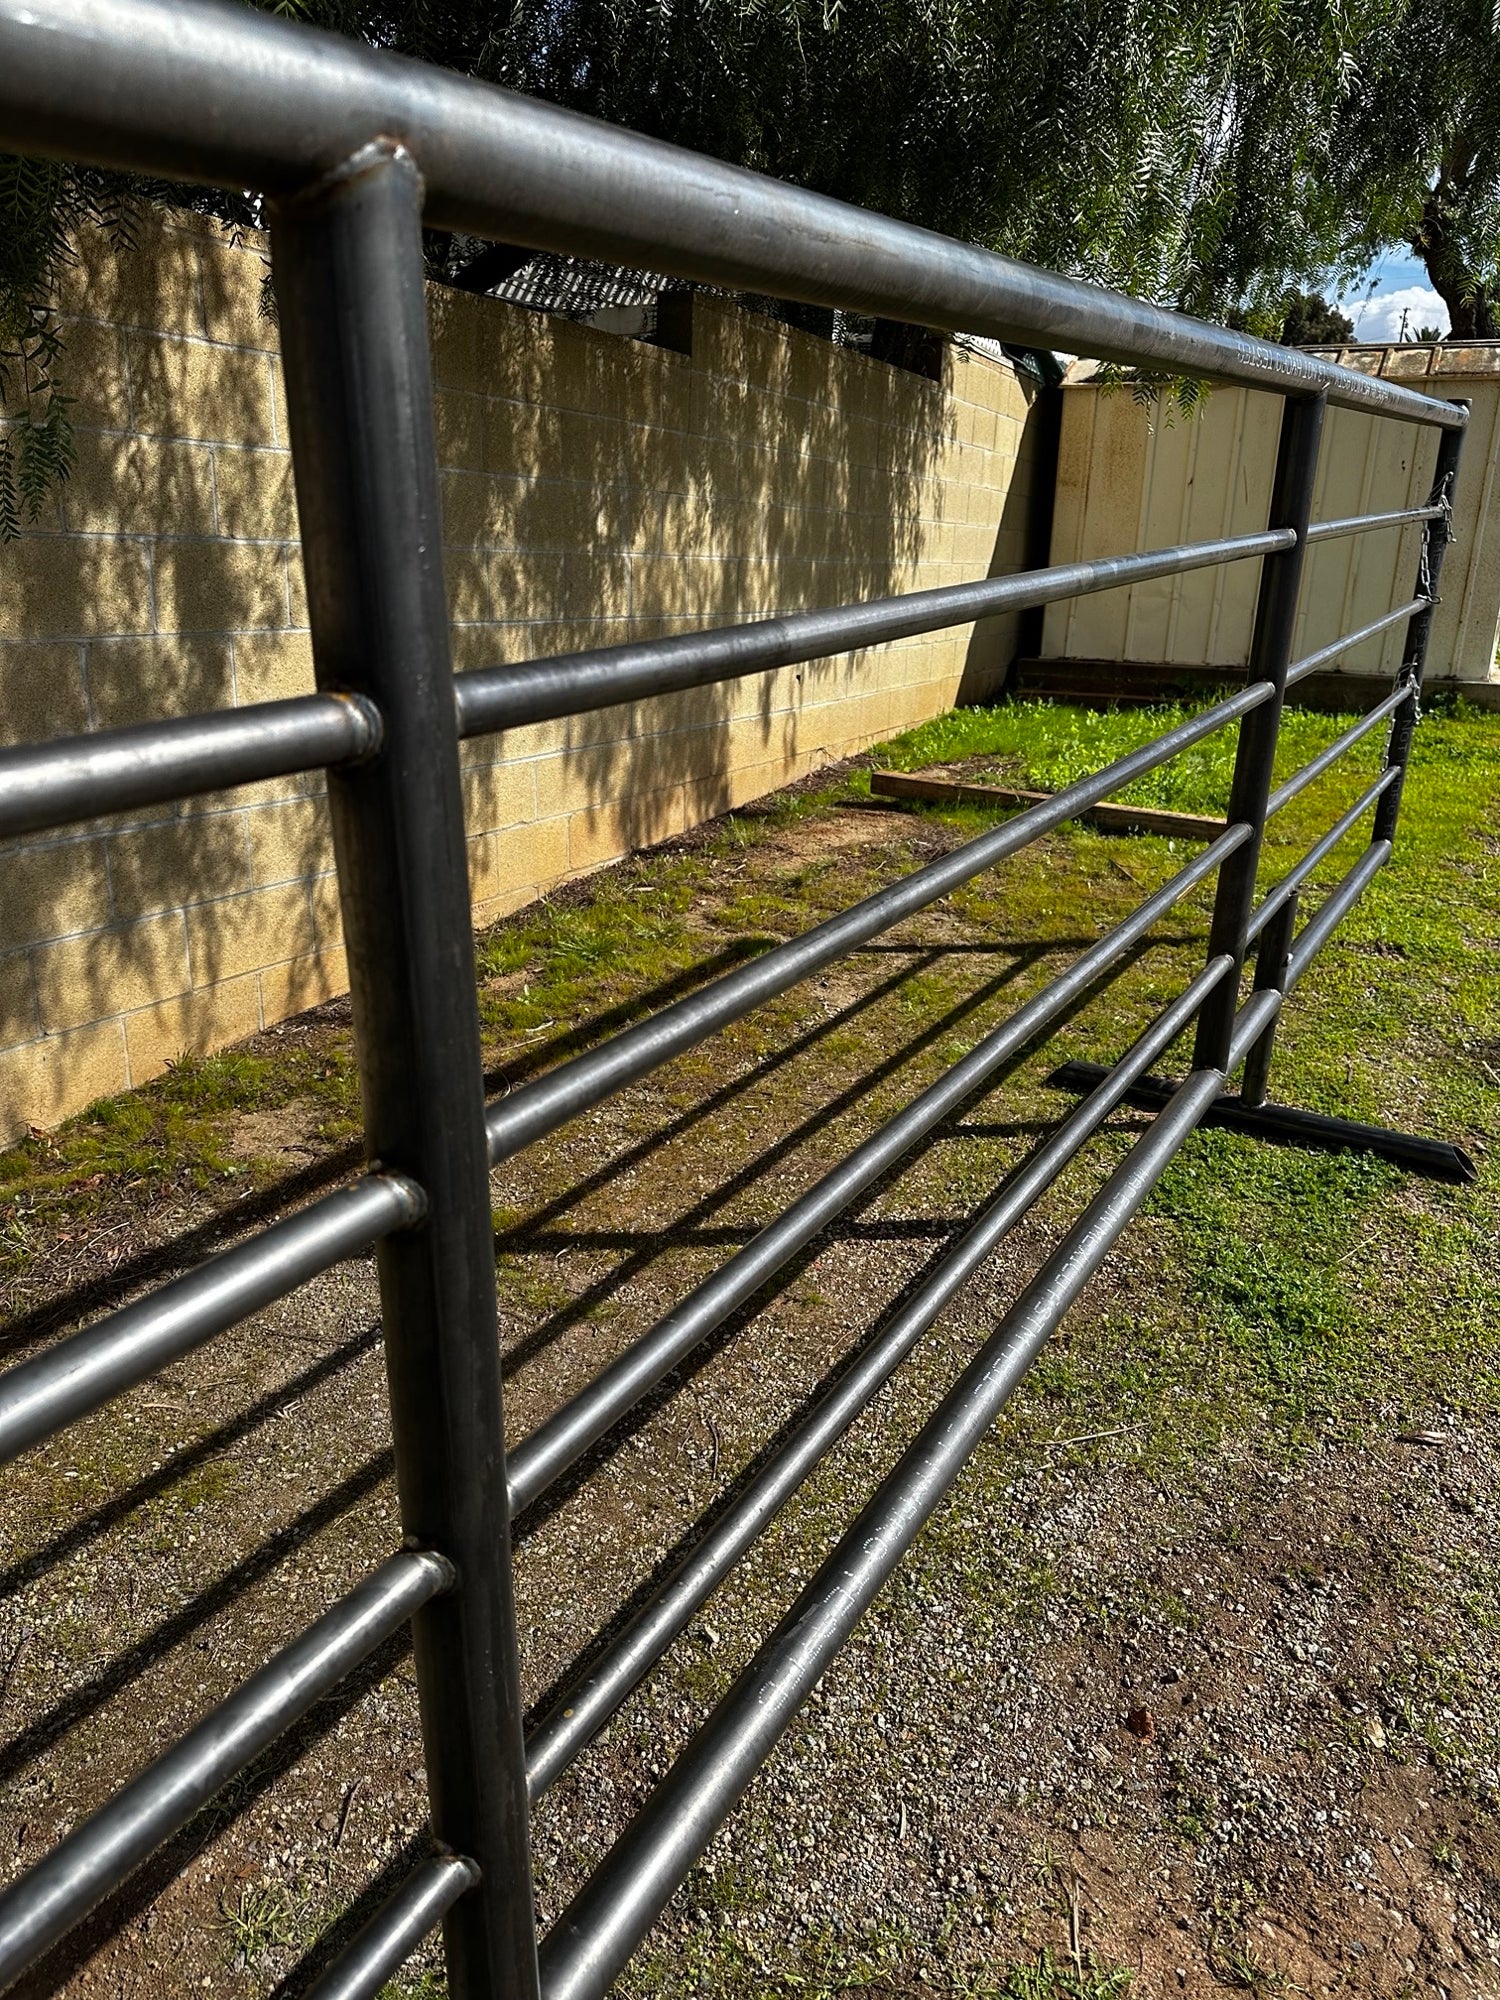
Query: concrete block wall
0 213 1042 1141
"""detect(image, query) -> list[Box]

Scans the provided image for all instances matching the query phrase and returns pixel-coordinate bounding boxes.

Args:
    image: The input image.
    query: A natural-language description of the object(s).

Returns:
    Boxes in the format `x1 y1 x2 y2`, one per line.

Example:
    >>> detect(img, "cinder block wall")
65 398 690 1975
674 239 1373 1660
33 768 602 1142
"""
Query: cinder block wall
0 213 1042 1141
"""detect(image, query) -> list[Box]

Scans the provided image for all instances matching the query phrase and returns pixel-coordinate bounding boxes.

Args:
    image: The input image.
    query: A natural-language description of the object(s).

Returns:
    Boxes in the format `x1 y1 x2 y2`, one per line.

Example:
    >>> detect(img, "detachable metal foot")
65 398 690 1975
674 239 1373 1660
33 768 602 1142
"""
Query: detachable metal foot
1047 1061 1478 1184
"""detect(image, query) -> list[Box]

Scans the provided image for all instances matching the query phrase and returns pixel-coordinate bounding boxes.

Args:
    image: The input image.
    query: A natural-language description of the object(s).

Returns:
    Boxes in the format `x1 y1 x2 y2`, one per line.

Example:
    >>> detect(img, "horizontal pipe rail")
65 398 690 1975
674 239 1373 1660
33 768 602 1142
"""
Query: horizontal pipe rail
1284 843 1392 993
506 824 1249 1515
0 693 380 841
0 1 1465 430
0 1174 423 1468
1226 986 1282 1071
526 955 1233 1796
304 1855 481 2000
455 534 1294 738
0 1551 453 1992
1305 504 1445 544
538 1061 1230 2000
1246 769 1399 944
485 681 1274 1168
1264 684 1407 818
1284 599 1429 688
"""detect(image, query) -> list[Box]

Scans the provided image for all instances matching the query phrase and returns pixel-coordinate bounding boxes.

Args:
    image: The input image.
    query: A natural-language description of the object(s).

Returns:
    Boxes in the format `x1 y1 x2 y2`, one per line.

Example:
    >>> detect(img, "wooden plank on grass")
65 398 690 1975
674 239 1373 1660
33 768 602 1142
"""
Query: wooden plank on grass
869 768 1226 840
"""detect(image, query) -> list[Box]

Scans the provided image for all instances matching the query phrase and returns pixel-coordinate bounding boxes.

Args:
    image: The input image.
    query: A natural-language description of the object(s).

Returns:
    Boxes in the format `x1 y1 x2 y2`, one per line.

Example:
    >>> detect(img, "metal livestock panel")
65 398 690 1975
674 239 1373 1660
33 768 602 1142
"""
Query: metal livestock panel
0 4 1474 1995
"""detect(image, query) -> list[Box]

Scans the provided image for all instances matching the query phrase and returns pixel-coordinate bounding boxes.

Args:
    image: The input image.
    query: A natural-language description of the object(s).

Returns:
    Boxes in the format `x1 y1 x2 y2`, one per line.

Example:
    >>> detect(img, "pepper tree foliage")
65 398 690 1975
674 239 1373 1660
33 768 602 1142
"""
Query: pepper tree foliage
1328 0 1500 337
0 158 134 539
2 0 1498 530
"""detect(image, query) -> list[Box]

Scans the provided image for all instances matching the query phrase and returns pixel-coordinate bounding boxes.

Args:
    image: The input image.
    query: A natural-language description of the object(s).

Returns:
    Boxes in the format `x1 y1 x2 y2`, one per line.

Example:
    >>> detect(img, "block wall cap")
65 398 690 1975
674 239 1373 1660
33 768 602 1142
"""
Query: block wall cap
1297 339 1500 383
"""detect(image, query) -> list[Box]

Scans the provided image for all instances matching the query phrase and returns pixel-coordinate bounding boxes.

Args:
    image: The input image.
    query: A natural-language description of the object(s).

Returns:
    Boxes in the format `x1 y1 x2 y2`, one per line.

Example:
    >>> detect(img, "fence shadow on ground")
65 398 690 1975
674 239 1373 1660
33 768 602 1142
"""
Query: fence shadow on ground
0 883 1199 1905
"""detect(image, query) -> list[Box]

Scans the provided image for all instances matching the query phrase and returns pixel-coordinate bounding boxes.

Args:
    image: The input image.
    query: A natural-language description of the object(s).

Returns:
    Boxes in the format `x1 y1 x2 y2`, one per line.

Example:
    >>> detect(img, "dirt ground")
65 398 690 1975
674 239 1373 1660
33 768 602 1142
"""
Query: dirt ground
0 719 1497 1999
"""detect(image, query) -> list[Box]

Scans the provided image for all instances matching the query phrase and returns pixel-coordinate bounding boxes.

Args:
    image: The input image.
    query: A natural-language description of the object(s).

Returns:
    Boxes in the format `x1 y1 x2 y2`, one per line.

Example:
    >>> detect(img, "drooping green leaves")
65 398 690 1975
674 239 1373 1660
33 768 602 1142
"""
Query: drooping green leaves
4 0 1499 530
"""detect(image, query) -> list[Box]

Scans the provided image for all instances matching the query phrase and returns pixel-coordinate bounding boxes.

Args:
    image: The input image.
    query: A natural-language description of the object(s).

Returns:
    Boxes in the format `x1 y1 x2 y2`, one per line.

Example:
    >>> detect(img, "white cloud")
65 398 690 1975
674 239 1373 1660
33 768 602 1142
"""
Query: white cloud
1344 285 1450 343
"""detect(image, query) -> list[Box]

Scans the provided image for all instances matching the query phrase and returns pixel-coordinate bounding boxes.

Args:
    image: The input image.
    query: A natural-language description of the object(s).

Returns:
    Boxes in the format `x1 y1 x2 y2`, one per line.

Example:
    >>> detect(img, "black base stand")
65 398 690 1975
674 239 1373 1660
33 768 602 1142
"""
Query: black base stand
1048 1062 1477 1185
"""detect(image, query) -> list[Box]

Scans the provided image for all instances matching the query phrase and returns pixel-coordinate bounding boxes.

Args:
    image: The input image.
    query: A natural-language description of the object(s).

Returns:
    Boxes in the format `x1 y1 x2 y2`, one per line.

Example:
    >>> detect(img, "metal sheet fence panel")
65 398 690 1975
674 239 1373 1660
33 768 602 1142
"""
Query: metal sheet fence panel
0 6 1475 1997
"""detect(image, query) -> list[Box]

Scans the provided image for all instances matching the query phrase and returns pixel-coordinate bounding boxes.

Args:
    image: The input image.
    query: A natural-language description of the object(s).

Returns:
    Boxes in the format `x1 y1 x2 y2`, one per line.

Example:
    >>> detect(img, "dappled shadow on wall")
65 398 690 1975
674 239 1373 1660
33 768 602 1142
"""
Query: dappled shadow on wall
435 288 1041 870
2 232 1039 1087
1 212 337 1086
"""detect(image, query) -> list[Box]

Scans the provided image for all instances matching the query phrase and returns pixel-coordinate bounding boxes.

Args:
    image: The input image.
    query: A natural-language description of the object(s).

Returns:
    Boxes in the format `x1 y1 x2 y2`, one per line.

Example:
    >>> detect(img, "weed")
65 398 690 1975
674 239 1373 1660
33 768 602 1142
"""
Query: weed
219 1876 319 1968
870 697 1380 819
999 1946 1132 1998
1214 1941 1289 1993
620 1906 926 1998
379 1972 447 2000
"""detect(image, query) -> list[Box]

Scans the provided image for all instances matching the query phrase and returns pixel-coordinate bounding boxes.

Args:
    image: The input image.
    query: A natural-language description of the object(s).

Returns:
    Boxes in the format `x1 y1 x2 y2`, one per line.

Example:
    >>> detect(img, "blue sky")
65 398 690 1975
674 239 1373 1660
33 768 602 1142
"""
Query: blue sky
1330 249 1448 342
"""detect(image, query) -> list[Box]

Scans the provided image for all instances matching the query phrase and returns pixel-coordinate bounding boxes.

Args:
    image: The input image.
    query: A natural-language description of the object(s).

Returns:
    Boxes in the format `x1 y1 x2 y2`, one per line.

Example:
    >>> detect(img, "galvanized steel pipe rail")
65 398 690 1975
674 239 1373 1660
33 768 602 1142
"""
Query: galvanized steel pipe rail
1285 596 1432 687
1265 682 1409 818
0 1552 454 1987
304 1855 482 2000
1247 768 1401 943
0 3 1473 1995
538 1055 1236 2000
1304 502 1446 544
505 823 1249 1517
454 533 1290 738
483 682 1274 1169
0 1173 424 1467
525 954 1234 1798
0 691 382 841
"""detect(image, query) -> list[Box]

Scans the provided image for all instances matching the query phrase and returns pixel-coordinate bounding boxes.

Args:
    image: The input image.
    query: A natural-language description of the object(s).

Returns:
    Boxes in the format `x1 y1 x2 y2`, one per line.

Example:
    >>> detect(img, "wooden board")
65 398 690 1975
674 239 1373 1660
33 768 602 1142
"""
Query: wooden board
869 768 1226 840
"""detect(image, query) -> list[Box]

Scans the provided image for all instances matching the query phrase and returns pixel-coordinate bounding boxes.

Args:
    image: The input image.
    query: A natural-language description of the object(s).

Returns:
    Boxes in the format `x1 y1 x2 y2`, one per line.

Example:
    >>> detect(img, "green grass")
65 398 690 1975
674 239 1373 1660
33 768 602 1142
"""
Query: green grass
617 1909 1133 1999
5 692 1496 1462
5 691 1495 1459
862 692 1388 816
0 1039 363 1292
219 1877 322 1970
857 692 1500 1467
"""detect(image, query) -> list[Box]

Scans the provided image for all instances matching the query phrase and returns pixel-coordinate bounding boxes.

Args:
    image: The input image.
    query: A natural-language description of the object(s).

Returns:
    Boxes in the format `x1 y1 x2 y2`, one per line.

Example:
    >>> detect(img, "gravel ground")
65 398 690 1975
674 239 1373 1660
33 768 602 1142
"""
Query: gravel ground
1 743 1496 1999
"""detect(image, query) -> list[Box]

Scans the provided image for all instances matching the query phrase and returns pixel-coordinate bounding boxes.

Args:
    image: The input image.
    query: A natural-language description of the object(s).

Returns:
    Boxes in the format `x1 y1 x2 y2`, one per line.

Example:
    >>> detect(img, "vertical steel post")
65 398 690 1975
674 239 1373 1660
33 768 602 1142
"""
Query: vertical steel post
1238 890 1298 1108
1192 392 1326 1072
270 144 539 2000
1372 407 1468 846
